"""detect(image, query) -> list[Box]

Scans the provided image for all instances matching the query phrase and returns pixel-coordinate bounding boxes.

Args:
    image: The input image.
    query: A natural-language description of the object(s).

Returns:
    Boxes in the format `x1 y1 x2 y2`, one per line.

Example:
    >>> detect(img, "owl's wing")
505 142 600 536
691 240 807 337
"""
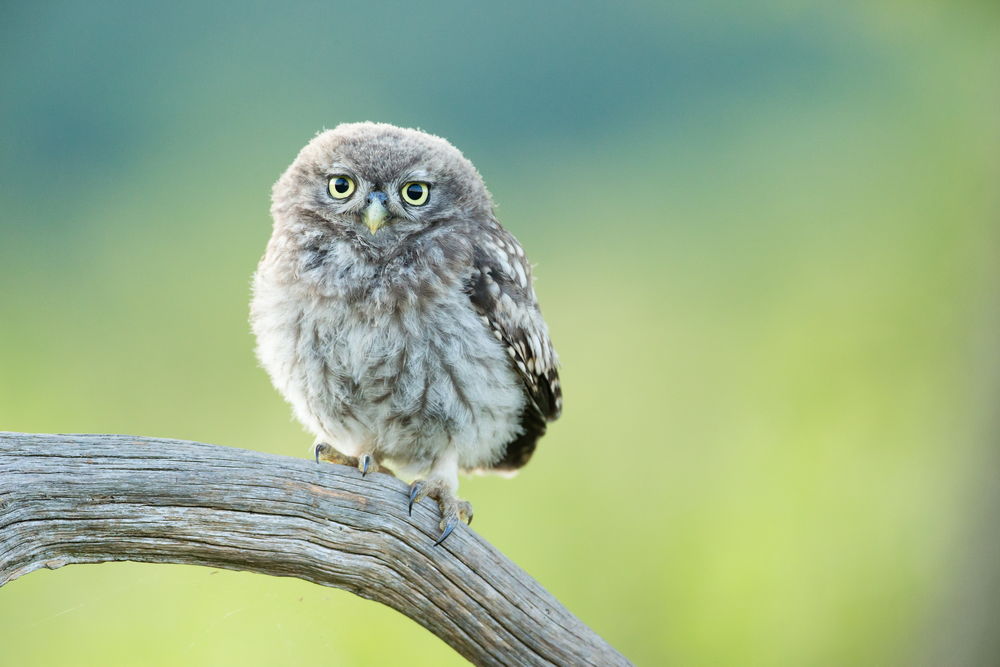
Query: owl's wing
465 222 562 471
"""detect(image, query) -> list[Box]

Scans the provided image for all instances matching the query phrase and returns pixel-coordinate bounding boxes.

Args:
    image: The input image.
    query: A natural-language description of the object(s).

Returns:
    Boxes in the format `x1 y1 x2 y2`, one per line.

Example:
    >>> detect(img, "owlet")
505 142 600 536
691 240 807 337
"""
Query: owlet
250 122 561 544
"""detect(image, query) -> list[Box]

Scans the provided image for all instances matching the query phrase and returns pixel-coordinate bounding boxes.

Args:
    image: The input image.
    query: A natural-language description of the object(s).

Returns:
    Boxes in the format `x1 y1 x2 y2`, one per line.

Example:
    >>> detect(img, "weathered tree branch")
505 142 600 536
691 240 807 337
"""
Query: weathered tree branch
0 432 629 666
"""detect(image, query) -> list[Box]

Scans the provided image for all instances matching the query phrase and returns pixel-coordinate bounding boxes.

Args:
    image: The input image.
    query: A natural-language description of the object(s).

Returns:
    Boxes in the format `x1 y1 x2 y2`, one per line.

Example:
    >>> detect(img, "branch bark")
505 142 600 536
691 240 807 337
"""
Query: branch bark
0 432 629 666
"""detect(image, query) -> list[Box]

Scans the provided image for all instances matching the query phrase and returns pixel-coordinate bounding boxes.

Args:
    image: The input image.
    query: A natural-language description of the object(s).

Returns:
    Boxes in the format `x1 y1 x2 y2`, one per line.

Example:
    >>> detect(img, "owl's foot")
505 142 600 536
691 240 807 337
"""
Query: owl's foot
407 479 473 546
314 443 394 477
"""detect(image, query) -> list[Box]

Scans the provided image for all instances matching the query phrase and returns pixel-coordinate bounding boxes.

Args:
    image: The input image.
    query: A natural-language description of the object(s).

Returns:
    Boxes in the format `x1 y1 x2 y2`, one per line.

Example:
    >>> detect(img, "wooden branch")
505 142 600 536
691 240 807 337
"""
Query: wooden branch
0 432 629 666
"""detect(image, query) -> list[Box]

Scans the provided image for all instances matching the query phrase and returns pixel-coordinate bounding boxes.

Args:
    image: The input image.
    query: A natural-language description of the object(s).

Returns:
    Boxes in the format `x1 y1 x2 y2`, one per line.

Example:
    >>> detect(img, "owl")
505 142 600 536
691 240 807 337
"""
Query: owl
250 122 561 544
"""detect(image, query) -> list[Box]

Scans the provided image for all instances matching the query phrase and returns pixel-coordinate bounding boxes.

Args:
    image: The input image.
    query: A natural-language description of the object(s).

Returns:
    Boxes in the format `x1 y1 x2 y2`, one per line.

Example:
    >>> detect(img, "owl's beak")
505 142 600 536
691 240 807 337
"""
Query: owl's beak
363 192 390 234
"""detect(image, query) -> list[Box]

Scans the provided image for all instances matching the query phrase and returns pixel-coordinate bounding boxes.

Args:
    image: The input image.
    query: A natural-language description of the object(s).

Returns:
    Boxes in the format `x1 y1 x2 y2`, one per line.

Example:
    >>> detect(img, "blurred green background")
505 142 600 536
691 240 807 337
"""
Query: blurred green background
2 1 998 665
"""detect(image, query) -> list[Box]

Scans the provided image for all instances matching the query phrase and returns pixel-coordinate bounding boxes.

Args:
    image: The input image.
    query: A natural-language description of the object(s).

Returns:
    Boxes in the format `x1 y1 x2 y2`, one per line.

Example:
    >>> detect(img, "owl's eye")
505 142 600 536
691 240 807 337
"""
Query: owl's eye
328 176 355 199
400 182 430 206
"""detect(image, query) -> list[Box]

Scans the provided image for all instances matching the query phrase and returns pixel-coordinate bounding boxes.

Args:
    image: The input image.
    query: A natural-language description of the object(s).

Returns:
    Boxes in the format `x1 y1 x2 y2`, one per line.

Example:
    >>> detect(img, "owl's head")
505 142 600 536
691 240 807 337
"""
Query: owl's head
272 122 493 244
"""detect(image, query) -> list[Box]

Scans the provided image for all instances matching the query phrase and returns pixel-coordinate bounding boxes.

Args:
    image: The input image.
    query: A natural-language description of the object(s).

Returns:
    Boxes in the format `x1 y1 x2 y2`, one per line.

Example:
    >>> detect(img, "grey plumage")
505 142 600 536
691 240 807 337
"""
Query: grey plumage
250 122 560 539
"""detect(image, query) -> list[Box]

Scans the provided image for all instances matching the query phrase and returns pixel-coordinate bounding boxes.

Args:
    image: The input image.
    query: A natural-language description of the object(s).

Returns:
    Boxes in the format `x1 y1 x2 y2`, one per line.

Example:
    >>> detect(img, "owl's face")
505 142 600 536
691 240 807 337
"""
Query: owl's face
272 123 493 247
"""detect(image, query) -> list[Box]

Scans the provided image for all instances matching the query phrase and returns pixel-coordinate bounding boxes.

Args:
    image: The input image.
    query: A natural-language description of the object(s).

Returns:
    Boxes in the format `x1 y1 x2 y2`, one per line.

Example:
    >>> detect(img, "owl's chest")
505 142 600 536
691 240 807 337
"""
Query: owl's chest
315 302 408 387
311 292 484 394
253 262 526 464
312 288 521 425
297 246 476 386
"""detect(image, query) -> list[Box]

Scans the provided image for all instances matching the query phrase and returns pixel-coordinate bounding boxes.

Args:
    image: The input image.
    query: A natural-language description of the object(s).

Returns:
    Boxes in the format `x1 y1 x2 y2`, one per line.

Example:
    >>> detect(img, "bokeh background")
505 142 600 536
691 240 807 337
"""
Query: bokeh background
2 1 998 665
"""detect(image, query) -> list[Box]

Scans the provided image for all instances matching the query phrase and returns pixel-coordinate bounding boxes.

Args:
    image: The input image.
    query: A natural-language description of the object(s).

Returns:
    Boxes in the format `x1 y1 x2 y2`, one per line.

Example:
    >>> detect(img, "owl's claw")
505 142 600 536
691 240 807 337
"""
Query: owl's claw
408 481 423 516
406 479 473 546
314 444 395 477
434 519 458 546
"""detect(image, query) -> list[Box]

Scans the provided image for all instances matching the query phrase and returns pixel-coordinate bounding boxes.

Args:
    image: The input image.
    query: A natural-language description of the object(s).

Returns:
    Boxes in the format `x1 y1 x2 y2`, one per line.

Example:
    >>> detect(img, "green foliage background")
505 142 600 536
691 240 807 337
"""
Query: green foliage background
1 1 998 664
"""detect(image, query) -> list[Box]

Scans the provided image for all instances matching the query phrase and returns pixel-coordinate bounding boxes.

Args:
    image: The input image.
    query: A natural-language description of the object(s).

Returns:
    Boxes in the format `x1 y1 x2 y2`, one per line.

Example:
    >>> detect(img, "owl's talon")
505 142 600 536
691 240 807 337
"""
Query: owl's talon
434 519 458 546
407 478 472 544
359 454 372 476
433 501 473 546
314 442 336 464
408 480 425 516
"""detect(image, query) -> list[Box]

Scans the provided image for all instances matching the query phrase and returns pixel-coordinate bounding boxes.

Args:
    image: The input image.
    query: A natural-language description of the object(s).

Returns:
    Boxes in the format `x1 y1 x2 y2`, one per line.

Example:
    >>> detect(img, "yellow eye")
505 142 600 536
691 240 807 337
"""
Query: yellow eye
328 176 355 199
401 181 430 206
